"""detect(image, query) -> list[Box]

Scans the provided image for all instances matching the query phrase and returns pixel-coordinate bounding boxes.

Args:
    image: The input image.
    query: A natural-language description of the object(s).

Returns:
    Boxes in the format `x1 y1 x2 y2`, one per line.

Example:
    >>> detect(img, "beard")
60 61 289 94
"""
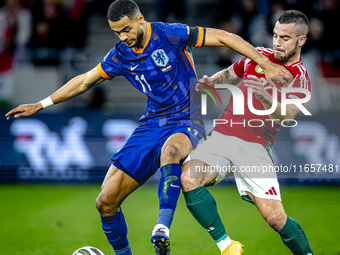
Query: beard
122 26 144 48
274 40 299 64
132 26 144 49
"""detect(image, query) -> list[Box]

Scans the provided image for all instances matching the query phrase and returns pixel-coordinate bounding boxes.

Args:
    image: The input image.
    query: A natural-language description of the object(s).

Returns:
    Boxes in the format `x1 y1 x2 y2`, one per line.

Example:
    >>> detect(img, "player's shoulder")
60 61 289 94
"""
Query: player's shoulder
102 42 124 63
291 60 310 79
150 21 165 31
161 22 189 36
290 60 311 91
153 22 190 47
150 22 178 33
255 47 274 57
158 21 188 29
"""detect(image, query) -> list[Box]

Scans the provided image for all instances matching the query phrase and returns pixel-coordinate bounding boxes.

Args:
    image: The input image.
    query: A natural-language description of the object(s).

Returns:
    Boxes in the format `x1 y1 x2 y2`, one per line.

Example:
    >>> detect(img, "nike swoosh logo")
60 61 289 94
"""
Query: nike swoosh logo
131 64 139 71
170 183 180 188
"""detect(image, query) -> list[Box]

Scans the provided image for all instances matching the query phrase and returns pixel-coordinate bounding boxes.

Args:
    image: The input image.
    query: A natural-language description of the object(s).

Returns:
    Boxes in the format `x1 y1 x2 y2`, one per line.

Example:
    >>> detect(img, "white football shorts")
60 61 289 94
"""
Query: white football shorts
185 131 281 202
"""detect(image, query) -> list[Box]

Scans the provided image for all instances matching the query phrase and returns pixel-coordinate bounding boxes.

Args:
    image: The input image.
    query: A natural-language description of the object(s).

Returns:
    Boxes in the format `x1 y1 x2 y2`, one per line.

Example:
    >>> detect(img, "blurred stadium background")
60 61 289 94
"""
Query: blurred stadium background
0 0 339 254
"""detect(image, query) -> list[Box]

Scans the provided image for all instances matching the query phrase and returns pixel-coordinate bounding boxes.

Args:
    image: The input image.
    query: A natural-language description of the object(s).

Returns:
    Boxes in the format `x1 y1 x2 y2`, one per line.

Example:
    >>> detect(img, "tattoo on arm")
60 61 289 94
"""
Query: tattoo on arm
215 65 242 85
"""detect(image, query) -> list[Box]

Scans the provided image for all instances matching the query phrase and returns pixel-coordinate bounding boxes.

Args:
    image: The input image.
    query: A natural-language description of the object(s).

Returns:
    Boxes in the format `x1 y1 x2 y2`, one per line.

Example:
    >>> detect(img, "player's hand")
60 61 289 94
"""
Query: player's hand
196 74 219 91
5 103 43 120
263 61 292 87
243 75 269 101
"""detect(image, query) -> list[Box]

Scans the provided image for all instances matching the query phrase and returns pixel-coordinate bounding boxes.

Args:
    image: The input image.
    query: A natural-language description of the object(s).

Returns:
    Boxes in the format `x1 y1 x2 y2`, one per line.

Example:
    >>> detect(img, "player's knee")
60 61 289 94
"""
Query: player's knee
161 144 181 162
181 166 202 192
96 193 119 216
181 170 192 191
264 212 286 231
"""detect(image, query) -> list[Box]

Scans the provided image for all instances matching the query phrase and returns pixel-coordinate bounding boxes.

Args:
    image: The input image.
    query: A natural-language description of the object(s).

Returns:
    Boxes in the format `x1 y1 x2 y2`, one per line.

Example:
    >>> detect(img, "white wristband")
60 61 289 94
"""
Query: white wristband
40 96 54 109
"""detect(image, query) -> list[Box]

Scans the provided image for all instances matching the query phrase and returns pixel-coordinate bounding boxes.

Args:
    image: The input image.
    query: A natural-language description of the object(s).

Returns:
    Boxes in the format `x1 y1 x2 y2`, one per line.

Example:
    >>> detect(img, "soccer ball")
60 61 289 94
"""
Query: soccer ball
72 246 105 255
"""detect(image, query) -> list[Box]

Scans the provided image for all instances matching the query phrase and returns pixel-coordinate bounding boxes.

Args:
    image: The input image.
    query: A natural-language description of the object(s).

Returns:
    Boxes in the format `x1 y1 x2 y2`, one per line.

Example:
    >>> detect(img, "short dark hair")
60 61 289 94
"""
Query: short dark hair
107 0 140 22
278 10 309 35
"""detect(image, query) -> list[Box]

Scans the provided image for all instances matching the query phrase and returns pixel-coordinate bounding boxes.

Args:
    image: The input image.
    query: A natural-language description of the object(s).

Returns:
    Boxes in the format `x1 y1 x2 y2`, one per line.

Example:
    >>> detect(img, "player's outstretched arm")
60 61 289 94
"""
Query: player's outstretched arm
196 65 241 91
5 67 106 120
204 28 292 87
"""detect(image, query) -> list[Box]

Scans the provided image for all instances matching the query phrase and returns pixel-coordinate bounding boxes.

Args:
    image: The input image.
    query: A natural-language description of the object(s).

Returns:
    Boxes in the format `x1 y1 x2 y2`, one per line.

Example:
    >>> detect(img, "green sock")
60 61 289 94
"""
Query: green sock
278 216 313 255
183 186 227 242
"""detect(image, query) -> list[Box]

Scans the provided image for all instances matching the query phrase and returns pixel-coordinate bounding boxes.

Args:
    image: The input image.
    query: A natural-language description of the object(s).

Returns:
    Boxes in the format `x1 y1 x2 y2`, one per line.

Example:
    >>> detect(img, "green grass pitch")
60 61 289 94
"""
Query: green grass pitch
0 184 339 254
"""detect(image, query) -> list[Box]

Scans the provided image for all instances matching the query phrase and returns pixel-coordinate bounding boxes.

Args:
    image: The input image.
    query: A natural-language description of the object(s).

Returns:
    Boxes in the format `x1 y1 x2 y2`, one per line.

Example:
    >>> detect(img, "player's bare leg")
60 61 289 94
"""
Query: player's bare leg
181 160 244 255
248 192 313 254
246 192 287 230
151 133 192 255
181 159 218 191
96 165 140 255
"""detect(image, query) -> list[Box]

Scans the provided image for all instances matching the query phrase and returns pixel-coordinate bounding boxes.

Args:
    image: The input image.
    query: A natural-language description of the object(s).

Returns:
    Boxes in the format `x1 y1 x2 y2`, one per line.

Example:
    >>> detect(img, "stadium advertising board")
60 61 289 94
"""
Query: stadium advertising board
0 111 339 182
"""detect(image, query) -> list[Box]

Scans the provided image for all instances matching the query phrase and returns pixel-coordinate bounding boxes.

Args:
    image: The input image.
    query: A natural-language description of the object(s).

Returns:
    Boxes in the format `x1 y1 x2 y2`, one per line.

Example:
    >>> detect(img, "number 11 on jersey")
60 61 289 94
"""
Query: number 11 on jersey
135 74 152 93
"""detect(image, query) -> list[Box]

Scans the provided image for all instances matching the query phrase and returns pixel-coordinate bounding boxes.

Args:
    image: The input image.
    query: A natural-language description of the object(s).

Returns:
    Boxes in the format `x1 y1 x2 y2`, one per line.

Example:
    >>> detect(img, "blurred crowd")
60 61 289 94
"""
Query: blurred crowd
0 0 89 106
212 0 340 78
0 0 339 109
0 0 88 65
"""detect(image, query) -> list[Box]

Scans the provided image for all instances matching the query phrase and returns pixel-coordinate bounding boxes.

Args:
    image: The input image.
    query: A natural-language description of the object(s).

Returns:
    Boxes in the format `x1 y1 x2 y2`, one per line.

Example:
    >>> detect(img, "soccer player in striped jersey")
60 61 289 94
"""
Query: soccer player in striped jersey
181 10 313 255
5 1 293 254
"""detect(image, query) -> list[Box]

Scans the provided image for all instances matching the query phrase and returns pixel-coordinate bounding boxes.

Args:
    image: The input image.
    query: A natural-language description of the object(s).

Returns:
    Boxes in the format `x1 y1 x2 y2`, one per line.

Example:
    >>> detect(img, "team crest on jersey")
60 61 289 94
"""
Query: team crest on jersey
255 65 264 74
151 49 169 67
